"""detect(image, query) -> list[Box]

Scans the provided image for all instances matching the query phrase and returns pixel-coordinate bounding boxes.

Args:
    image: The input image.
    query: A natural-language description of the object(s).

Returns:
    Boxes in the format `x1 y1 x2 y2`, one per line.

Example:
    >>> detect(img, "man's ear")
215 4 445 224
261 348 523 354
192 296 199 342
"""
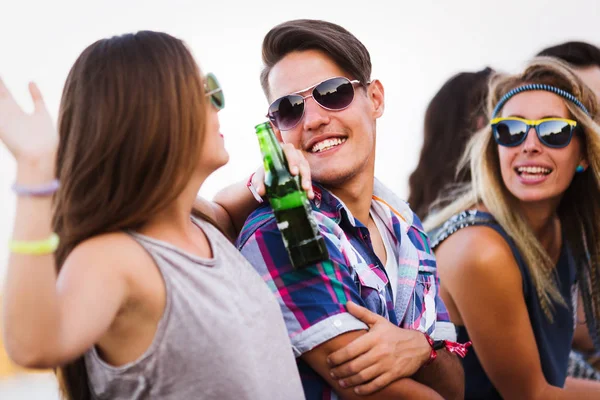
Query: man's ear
368 79 384 119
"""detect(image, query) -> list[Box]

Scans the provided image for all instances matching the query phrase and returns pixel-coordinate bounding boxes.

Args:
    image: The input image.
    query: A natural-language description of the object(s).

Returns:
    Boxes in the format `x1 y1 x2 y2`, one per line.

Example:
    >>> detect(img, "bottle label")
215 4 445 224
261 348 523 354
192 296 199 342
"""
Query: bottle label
270 191 307 210
277 221 290 230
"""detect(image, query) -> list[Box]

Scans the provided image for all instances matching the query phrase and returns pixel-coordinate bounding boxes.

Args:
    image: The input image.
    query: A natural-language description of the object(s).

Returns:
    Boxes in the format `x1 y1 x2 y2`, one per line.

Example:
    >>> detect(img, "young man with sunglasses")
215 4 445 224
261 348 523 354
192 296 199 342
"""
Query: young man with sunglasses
235 19 465 400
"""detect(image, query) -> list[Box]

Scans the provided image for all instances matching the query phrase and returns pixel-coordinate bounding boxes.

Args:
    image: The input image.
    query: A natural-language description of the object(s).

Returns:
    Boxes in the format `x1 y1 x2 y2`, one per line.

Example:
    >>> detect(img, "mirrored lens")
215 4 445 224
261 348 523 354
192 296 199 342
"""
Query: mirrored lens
494 120 528 147
206 74 225 110
538 120 573 148
268 95 304 130
313 77 355 110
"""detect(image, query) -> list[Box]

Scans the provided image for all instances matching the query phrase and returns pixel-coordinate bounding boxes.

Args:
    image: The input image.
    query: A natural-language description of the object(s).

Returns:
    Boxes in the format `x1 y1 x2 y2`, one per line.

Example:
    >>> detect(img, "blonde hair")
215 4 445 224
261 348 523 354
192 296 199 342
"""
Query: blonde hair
426 57 600 335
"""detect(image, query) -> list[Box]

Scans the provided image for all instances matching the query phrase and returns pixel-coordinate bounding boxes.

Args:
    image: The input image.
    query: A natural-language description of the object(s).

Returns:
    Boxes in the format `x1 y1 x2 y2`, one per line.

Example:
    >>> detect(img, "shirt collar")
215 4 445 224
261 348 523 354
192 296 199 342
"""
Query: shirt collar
311 178 415 232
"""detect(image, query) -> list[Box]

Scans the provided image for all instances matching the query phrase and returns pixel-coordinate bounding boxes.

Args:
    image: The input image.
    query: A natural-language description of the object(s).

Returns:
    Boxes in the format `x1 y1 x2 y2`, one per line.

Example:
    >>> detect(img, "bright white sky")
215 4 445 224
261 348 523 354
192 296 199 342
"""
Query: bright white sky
0 0 598 281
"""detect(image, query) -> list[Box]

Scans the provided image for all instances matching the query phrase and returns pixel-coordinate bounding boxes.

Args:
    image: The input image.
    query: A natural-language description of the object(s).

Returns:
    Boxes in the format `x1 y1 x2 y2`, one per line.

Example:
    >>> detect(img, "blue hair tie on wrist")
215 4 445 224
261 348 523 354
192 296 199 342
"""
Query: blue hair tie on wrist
11 179 60 196
492 84 590 118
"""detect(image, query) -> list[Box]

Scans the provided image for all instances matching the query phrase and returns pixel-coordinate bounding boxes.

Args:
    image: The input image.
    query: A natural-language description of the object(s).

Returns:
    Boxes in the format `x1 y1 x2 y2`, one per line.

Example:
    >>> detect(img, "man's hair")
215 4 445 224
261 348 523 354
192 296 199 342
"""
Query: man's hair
536 41 600 68
260 19 371 98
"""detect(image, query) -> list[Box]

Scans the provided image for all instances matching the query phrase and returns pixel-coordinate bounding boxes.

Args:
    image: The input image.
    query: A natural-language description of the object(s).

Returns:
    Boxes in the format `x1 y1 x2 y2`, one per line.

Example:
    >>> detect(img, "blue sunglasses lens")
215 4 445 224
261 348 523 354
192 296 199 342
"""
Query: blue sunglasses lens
494 120 527 147
494 119 574 148
538 120 573 147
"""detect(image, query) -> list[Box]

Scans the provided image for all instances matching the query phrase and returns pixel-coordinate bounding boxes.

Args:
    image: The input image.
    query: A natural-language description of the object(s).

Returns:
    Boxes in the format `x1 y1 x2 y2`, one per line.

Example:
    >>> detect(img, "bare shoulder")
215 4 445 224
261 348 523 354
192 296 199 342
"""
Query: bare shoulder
435 225 522 288
60 232 153 283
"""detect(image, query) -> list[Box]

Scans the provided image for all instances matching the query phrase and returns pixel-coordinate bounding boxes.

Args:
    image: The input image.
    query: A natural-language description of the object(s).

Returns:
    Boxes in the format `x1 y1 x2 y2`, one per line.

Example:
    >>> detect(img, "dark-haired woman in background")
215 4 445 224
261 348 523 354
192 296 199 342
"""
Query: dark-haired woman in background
407 67 494 218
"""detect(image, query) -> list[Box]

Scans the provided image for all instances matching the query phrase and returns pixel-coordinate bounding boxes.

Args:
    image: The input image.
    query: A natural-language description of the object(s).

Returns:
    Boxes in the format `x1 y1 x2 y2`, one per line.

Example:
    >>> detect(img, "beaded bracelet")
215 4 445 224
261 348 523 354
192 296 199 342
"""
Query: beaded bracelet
9 233 60 255
12 179 60 197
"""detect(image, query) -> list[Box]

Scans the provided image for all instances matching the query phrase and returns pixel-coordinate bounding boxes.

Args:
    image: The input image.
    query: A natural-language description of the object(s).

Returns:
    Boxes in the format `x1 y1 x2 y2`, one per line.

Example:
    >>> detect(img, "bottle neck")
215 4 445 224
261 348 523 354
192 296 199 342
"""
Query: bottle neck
257 127 288 174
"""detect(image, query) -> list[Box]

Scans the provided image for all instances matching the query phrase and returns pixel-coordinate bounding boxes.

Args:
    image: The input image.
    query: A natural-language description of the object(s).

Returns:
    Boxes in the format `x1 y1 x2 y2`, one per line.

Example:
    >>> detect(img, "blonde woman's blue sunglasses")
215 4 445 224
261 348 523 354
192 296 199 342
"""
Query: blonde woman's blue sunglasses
491 117 578 148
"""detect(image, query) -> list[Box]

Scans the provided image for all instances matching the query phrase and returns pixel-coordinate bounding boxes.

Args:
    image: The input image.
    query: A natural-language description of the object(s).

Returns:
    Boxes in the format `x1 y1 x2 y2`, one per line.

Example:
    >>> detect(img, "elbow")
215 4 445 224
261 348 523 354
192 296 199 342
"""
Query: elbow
3 334 60 369
7 349 59 370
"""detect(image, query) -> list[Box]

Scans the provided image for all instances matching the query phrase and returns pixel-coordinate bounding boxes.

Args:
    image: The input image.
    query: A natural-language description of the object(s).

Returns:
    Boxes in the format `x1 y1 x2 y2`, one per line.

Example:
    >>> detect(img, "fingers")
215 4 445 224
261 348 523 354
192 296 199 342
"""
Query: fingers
352 372 394 395
328 331 376 368
0 76 8 98
346 300 383 326
0 76 18 105
28 82 48 115
330 345 381 379
297 155 313 199
281 143 313 199
252 168 266 196
337 363 382 390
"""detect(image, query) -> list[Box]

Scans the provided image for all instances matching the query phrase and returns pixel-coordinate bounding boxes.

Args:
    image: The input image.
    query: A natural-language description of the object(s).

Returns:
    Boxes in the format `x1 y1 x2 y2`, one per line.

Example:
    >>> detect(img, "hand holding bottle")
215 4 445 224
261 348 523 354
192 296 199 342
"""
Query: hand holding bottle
249 142 314 200
254 122 328 269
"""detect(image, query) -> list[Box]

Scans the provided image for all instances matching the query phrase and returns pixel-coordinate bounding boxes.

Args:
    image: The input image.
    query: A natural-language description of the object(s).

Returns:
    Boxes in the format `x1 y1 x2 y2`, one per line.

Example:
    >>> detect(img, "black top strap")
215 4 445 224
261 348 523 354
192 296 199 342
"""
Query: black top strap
428 210 496 249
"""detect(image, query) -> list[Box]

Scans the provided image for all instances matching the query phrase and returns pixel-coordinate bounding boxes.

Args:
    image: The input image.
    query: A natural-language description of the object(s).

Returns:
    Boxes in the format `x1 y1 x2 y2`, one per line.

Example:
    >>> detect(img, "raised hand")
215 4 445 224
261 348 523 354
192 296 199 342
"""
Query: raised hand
251 142 314 199
0 78 57 163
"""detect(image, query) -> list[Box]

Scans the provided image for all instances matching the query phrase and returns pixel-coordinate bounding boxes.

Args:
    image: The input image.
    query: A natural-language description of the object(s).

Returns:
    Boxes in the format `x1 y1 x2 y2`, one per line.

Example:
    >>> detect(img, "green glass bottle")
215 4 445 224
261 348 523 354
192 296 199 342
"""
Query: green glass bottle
255 122 329 269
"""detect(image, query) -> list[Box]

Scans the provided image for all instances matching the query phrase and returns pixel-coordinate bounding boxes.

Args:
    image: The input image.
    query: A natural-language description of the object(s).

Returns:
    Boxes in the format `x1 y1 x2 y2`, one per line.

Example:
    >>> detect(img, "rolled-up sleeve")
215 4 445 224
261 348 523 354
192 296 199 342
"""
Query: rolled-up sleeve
238 218 369 357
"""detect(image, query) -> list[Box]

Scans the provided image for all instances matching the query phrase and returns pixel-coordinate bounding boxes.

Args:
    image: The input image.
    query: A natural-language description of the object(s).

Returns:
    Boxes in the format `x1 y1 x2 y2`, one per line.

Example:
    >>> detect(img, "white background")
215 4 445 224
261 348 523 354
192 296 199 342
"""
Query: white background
0 0 598 396
1 0 599 289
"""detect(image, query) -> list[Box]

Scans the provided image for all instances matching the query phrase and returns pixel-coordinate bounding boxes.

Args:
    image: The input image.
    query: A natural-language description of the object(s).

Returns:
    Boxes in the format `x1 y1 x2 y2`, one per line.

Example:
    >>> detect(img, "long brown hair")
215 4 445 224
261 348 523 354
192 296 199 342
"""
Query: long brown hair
426 57 600 334
408 67 494 219
52 31 209 399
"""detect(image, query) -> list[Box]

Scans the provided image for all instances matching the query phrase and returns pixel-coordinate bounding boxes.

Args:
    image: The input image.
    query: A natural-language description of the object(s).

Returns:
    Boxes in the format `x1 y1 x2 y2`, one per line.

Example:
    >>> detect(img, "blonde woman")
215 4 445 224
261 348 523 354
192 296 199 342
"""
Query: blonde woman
426 57 600 399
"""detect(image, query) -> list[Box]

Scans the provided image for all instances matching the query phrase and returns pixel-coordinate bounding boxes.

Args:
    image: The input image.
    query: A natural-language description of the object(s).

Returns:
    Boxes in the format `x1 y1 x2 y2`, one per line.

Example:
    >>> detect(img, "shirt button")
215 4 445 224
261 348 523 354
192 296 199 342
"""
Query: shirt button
333 319 343 327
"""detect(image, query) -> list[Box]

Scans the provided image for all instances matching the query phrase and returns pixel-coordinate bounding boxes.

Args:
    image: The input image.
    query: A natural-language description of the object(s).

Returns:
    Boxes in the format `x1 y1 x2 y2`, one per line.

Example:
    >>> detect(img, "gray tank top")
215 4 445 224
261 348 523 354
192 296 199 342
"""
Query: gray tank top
84 218 305 400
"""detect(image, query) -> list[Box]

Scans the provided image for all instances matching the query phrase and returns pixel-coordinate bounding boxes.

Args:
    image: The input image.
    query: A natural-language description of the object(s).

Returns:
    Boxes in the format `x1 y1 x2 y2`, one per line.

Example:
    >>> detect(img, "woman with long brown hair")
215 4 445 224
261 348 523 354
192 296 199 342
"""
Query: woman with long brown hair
0 31 303 399
426 57 600 398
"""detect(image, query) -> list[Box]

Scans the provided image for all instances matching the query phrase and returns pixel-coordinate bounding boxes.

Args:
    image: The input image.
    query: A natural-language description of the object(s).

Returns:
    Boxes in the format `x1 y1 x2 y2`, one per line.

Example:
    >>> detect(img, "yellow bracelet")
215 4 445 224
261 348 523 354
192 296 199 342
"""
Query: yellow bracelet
9 233 60 255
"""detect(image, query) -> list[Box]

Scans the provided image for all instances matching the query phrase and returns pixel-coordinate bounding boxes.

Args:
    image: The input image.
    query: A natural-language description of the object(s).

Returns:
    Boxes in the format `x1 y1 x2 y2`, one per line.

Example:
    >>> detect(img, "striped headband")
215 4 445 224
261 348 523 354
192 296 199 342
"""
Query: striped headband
491 83 590 118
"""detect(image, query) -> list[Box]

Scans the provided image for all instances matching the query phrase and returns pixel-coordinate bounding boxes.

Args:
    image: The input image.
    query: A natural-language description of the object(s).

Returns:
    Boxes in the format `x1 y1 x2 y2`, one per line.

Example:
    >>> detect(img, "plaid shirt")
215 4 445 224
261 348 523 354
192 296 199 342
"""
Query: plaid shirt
236 178 455 400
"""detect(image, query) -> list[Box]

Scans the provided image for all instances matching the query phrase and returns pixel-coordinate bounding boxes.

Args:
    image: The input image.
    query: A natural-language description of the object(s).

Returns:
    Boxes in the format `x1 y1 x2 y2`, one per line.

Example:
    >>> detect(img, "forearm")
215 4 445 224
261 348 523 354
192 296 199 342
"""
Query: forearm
212 177 260 236
3 159 62 365
563 377 600 397
412 350 464 400
339 378 443 400
193 196 236 240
